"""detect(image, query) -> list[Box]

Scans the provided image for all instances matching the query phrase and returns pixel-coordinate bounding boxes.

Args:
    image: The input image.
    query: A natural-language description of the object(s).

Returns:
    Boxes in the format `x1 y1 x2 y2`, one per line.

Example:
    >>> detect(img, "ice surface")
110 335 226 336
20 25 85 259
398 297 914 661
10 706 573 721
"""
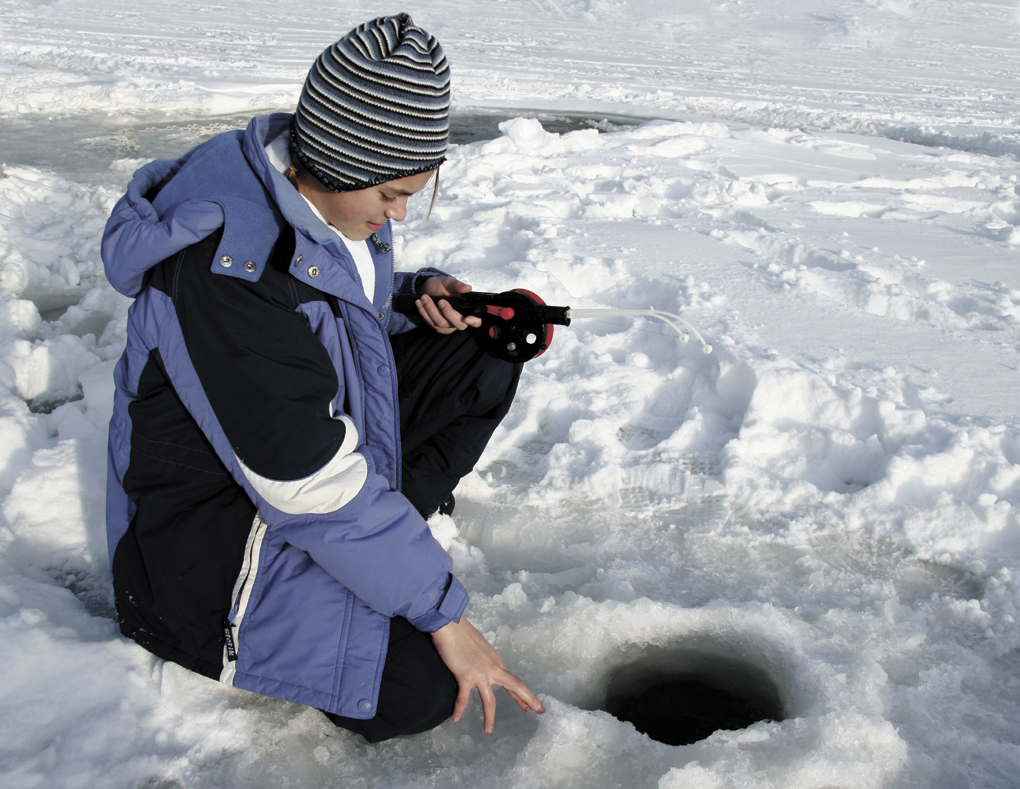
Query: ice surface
2 0 1020 787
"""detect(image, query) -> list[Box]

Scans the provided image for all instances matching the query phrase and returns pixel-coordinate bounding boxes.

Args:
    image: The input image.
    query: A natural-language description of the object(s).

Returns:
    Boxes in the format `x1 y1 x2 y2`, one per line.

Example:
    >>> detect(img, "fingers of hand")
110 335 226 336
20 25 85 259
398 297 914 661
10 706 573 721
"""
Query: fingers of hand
452 686 471 724
423 275 467 298
417 294 470 333
499 673 546 715
505 687 532 712
479 684 497 734
415 295 451 333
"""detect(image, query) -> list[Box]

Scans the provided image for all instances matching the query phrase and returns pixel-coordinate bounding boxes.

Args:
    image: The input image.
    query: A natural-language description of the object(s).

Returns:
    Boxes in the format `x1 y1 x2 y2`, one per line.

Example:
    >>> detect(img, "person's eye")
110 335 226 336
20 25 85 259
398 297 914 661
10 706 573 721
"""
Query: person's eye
381 193 396 202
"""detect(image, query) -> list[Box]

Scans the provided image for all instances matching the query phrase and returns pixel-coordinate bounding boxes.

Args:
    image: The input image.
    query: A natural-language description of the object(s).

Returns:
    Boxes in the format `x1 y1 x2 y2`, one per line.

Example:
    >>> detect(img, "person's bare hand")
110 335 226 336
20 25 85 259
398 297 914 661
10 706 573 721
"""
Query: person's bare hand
415 276 482 334
431 616 545 733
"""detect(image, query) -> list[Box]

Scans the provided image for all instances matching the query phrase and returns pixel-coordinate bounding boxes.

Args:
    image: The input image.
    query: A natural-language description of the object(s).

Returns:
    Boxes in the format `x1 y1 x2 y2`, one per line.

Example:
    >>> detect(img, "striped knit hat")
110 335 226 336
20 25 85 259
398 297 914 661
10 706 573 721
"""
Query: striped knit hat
291 14 450 192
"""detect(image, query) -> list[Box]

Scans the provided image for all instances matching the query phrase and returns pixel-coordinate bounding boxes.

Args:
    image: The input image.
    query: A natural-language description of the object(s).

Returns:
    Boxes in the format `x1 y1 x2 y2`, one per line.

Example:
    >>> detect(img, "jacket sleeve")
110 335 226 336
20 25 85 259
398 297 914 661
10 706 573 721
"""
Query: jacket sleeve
155 235 467 632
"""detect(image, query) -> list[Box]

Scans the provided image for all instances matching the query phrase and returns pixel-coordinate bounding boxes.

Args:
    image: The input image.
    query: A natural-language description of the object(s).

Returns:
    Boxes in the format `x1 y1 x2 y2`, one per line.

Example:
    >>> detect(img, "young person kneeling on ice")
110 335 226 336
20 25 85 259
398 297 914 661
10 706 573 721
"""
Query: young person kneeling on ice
101 14 544 742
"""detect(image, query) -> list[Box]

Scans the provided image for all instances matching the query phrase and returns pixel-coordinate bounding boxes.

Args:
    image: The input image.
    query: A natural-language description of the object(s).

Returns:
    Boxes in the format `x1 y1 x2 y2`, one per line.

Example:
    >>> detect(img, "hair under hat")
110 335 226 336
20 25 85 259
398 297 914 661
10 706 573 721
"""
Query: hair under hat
291 13 450 192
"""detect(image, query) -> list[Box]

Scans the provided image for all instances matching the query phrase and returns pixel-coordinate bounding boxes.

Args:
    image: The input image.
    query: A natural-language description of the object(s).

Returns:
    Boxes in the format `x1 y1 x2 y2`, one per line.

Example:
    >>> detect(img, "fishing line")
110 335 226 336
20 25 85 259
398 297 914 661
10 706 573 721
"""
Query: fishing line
392 289 713 362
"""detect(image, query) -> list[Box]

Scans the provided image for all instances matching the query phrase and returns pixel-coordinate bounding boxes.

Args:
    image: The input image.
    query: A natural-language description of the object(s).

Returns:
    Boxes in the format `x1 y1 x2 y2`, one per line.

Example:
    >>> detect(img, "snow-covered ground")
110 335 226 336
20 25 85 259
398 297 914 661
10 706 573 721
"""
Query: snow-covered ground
2 1 1020 786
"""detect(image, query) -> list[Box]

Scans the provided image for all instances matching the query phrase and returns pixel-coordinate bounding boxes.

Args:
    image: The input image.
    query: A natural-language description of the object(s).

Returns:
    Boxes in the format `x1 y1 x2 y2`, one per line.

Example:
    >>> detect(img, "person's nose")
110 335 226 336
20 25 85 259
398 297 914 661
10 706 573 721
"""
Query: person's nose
385 197 408 222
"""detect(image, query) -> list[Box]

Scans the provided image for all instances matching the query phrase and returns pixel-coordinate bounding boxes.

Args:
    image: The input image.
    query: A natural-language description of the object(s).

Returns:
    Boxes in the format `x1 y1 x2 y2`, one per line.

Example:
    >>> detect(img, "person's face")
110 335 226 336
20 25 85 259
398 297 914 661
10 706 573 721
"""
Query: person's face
295 169 435 240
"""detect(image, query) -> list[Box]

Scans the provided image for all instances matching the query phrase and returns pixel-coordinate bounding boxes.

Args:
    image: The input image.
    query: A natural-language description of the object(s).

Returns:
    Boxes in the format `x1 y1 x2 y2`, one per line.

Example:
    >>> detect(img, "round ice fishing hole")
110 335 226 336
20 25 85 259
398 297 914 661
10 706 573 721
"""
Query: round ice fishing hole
601 646 786 746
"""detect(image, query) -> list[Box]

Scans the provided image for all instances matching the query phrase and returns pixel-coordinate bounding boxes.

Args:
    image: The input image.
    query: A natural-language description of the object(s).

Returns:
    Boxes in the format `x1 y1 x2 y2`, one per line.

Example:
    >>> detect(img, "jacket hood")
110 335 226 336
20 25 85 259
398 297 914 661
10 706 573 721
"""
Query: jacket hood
102 115 301 297
101 155 225 297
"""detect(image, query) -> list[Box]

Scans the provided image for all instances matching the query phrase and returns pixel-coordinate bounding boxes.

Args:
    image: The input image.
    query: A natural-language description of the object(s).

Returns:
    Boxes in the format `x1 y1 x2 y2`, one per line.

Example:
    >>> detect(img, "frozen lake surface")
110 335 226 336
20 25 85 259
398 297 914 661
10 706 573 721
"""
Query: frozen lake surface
0 108 643 190
1 1 1020 787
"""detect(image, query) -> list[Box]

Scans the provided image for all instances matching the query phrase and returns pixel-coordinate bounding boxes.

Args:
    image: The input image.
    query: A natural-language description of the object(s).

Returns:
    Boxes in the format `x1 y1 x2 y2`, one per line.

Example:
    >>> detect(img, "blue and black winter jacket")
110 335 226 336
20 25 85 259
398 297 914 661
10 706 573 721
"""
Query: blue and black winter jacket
102 113 468 719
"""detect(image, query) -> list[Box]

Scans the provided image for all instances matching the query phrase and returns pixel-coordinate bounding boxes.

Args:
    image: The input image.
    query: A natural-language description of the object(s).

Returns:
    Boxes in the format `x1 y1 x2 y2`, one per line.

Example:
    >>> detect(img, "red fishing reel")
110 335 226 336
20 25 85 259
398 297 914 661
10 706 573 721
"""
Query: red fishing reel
477 288 558 362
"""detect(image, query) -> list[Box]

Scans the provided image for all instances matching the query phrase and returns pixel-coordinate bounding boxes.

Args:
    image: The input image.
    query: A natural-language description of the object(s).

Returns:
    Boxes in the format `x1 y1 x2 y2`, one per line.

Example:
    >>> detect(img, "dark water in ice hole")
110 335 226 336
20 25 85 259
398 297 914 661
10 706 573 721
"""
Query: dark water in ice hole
600 646 786 746
0 108 644 191
607 677 778 746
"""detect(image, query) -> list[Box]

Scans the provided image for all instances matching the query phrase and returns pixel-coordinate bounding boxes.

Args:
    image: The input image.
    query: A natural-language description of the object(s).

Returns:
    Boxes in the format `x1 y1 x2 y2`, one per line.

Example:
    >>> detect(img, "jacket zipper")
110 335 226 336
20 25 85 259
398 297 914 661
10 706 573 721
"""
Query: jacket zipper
222 516 269 676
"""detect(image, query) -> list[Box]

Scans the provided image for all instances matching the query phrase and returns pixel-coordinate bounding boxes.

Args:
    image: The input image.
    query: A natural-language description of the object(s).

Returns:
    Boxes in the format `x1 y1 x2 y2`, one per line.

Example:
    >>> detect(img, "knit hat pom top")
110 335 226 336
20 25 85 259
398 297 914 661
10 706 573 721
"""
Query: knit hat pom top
292 13 450 193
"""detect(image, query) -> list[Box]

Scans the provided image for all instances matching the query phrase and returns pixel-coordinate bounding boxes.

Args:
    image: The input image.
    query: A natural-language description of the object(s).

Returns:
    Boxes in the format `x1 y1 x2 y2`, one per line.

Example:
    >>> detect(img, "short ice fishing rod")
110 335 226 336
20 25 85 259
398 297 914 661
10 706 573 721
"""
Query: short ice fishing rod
391 289 713 363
